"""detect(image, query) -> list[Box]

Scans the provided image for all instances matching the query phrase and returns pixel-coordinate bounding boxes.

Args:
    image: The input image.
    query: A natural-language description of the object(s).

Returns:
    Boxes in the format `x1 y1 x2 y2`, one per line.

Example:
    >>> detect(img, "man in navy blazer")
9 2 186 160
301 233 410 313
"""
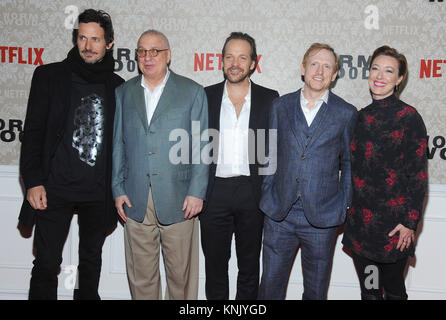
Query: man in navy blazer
258 43 357 300
200 32 279 300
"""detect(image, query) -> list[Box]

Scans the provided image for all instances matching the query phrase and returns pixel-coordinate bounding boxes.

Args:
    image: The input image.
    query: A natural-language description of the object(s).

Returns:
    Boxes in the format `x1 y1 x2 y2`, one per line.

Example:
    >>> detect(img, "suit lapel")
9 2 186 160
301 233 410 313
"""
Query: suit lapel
248 81 261 166
206 82 224 176
209 81 225 131
249 81 261 131
149 70 177 127
132 75 149 134
305 91 332 150
287 90 306 150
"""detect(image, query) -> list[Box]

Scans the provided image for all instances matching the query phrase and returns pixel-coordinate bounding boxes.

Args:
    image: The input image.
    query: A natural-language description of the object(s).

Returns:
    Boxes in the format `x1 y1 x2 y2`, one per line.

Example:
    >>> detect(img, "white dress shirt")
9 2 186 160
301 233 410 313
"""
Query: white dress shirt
216 81 251 178
300 88 329 126
141 69 170 126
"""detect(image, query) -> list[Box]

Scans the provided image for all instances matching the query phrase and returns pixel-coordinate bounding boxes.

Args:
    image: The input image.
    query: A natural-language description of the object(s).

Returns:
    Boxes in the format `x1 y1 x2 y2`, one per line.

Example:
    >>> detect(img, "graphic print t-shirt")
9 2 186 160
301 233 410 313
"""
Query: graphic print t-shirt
47 72 107 201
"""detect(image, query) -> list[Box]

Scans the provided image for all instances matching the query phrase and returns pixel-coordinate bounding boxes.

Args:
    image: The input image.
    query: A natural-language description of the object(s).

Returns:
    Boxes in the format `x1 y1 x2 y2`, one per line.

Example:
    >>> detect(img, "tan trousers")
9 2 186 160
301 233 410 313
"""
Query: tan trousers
124 188 199 300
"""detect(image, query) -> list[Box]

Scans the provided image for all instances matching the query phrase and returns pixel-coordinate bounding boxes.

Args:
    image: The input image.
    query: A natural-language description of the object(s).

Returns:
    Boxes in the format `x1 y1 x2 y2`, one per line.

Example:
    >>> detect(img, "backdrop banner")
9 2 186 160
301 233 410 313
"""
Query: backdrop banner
1 0 445 183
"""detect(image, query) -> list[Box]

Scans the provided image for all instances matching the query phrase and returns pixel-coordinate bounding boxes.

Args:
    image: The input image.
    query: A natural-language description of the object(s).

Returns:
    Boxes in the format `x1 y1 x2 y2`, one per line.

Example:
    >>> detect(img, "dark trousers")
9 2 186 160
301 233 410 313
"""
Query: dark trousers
351 252 408 300
29 191 107 300
259 205 338 300
200 176 264 300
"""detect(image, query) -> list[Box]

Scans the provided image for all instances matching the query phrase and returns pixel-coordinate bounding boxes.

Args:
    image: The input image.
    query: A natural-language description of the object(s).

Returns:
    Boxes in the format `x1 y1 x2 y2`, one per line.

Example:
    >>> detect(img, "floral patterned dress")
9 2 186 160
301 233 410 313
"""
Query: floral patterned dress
342 94 428 263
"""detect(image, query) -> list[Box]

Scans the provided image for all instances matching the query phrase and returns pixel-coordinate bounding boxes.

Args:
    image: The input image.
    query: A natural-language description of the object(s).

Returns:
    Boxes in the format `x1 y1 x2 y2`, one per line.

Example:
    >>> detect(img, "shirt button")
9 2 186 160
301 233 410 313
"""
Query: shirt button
301 155 306 160
296 178 300 183
148 152 154 155
146 174 150 178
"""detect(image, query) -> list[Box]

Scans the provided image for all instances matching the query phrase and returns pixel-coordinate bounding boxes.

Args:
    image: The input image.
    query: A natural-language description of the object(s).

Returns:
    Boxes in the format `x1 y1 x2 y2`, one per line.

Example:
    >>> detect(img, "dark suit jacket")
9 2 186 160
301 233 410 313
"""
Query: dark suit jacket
260 89 358 228
19 59 124 229
204 80 279 207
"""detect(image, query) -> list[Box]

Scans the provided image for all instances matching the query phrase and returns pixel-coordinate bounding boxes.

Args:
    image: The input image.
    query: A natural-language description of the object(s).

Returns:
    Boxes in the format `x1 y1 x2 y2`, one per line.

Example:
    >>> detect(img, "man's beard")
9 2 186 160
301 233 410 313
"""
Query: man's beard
224 67 249 84
81 50 103 64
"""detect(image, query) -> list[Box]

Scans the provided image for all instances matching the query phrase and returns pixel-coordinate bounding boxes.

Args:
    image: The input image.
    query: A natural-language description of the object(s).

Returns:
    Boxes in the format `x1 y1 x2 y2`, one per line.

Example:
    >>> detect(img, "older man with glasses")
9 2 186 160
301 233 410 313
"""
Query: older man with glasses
112 29 208 300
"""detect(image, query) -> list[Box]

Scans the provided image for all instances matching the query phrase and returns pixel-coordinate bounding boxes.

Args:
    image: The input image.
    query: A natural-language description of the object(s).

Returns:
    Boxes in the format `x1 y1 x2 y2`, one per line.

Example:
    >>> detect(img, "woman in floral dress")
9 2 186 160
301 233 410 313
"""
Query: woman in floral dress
342 46 428 300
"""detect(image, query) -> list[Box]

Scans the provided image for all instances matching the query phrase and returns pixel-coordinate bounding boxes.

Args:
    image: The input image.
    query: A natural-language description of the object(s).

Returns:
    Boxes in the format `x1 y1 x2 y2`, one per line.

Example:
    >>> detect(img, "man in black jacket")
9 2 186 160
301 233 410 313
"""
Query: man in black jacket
19 9 124 300
200 32 279 300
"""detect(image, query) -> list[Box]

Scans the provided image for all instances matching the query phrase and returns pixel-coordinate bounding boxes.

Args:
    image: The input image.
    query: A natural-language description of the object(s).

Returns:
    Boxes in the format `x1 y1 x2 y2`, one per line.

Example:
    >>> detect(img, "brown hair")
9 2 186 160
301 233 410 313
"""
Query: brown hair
222 32 258 76
72 9 114 49
370 45 408 89
302 43 339 73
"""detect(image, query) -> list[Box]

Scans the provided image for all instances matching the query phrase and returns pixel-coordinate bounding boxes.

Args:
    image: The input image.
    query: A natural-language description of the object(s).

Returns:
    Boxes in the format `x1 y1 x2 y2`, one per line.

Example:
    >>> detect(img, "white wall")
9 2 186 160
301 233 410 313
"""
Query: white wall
1 164 445 300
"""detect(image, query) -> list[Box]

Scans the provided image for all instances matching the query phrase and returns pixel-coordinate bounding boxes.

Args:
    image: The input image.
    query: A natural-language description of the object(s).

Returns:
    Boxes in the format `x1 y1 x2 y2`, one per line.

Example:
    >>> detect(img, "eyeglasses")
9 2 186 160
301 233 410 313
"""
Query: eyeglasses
135 48 169 58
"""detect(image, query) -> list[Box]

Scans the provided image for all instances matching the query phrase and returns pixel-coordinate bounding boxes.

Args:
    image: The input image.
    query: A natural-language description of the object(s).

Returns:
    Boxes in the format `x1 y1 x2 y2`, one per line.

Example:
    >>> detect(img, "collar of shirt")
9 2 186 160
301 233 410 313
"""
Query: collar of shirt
141 69 170 125
300 88 329 109
300 88 329 126
222 79 251 114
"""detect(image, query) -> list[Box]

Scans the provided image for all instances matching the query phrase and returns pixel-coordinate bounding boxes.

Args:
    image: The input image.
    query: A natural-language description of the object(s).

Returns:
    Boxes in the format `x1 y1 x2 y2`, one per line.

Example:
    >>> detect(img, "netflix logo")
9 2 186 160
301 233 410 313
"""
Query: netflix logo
0 46 44 66
194 53 262 73
419 59 446 78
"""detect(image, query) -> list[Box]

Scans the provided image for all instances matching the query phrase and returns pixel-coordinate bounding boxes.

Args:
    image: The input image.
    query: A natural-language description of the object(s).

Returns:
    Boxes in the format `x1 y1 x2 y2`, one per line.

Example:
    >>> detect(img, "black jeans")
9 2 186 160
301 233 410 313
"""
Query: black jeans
29 192 107 300
351 251 408 300
200 176 264 300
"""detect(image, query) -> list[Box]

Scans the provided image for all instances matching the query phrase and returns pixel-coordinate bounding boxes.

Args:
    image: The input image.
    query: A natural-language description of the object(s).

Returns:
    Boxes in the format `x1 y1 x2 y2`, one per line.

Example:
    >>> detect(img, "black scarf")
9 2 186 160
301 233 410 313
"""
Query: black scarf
66 46 115 83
